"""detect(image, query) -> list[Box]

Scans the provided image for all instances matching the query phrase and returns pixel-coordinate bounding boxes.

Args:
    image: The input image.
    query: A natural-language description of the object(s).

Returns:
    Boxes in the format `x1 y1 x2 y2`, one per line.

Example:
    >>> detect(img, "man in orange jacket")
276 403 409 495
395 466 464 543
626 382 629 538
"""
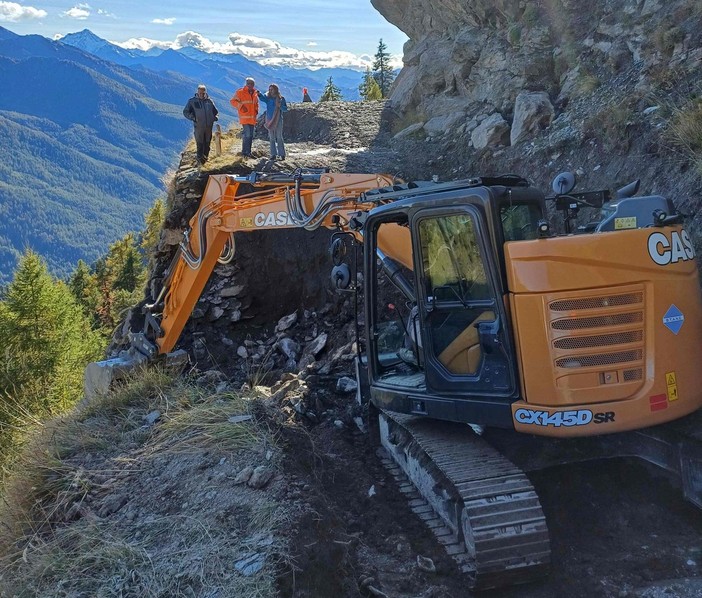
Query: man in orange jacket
230 77 259 157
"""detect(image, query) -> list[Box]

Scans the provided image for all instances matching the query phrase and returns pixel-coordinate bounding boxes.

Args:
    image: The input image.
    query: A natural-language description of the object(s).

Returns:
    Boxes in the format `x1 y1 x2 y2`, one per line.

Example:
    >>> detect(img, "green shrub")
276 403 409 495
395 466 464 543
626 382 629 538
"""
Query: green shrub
508 24 523 47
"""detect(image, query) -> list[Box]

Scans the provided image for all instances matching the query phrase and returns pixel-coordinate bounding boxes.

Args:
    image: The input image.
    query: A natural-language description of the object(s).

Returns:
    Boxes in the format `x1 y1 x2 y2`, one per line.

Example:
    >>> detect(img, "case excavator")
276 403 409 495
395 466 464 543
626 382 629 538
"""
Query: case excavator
86 168 702 589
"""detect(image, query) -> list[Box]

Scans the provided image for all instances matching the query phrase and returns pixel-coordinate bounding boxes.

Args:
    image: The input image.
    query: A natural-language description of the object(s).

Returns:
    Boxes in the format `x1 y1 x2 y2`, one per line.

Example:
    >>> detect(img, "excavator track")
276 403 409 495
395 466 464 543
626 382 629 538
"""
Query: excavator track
379 411 550 590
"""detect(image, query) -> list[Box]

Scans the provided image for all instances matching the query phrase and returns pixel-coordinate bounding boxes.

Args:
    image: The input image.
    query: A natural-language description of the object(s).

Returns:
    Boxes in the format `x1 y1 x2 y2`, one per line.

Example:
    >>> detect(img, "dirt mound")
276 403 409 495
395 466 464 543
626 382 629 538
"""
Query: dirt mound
271 101 394 148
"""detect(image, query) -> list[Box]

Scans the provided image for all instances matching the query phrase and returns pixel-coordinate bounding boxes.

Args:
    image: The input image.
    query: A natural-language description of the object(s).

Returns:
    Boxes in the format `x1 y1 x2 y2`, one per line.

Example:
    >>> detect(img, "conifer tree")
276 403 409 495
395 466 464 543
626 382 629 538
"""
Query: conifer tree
0 251 103 429
359 68 383 100
319 77 343 102
141 198 165 255
372 38 396 98
104 234 146 325
69 259 100 324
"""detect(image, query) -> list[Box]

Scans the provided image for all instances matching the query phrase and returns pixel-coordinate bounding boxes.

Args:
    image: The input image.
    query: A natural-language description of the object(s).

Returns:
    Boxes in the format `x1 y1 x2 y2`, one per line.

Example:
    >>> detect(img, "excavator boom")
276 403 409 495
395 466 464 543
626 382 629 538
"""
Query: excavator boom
153 170 411 353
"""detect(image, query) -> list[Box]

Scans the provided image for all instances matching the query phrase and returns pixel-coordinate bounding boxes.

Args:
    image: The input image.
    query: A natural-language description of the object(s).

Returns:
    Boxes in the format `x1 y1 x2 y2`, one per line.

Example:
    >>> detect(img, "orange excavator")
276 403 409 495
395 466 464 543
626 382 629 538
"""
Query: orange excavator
88 168 702 589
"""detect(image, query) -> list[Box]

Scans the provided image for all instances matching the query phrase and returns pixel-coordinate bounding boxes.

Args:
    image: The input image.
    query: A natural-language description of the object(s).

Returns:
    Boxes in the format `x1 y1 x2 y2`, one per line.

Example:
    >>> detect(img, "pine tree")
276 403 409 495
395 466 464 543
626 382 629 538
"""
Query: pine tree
319 77 343 102
372 38 396 98
359 67 383 101
141 198 165 255
0 251 103 428
107 234 144 292
104 234 146 325
69 259 100 324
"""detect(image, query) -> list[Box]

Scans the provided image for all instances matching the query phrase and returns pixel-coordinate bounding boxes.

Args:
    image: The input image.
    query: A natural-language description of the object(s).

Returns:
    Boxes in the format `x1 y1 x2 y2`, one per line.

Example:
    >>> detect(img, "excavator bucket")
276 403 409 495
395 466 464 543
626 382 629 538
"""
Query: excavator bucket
83 333 187 402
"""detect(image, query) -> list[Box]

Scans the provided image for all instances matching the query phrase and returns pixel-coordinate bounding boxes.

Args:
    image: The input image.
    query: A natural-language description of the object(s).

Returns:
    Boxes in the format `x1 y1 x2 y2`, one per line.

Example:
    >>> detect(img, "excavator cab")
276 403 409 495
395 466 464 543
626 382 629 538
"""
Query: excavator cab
362 179 546 427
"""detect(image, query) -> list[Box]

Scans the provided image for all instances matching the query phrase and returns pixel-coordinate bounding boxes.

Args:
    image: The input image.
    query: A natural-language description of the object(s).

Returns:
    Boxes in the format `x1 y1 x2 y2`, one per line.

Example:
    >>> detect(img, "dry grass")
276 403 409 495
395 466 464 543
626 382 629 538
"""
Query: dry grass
575 71 601 95
666 97 702 175
584 104 635 151
184 127 248 170
0 367 289 597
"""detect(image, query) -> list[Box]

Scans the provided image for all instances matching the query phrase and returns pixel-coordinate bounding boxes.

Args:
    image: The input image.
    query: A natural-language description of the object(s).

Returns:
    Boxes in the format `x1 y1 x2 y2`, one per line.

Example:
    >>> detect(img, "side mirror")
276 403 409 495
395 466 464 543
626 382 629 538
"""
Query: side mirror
552 172 576 195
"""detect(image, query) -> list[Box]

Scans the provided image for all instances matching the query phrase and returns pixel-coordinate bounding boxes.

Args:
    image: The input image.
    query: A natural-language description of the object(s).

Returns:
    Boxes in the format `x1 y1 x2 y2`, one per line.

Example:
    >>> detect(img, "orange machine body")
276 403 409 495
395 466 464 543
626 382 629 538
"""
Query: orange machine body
506 226 702 436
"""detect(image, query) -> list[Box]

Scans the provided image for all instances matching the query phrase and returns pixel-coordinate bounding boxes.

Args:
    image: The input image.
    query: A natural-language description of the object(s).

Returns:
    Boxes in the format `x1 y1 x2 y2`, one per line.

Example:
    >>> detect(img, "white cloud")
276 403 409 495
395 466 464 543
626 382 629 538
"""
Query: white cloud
62 5 90 19
307 41 317 47
152 17 175 25
0 2 47 22
115 30 403 70
97 8 116 18
118 36 171 52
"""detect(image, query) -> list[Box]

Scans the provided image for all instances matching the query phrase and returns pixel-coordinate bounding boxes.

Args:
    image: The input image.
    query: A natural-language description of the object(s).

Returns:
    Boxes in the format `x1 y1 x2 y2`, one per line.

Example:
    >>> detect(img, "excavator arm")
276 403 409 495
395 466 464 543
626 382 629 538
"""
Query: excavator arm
148 169 413 354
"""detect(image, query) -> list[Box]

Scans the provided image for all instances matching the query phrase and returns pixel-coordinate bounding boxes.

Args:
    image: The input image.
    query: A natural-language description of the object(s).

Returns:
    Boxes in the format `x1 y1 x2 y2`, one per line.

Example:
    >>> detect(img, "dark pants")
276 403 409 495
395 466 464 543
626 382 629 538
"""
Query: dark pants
194 126 213 161
241 124 254 155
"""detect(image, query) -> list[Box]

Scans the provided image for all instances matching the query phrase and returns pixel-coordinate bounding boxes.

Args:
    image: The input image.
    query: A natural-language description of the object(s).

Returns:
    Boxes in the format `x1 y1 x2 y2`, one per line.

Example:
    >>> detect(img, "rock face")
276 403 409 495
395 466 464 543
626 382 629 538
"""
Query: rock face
372 0 702 150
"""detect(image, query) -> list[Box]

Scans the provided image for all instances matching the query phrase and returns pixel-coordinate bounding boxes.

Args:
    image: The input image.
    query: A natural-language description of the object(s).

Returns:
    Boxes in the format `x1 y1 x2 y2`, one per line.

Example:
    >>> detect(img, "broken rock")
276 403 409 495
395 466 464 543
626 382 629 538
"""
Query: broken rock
305 332 328 357
247 466 274 489
234 466 254 485
275 311 298 333
234 552 265 576
337 376 358 393
143 410 161 426
220 284 245 298
277 337 301 360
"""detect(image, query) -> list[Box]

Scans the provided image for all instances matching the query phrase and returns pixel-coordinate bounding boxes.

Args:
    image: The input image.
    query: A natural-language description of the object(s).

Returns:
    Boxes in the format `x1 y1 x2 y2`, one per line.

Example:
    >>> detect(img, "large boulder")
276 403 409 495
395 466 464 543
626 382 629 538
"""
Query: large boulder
423 111 466 137
510 91 554 146
471 113 510 149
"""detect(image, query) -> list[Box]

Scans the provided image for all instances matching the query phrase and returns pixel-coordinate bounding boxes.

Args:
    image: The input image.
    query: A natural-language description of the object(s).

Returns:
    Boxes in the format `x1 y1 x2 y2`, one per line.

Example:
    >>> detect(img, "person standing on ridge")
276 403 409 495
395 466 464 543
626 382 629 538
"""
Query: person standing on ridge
230 77 259 158
302 87 312 102
258 83 288 160
183 84 218 165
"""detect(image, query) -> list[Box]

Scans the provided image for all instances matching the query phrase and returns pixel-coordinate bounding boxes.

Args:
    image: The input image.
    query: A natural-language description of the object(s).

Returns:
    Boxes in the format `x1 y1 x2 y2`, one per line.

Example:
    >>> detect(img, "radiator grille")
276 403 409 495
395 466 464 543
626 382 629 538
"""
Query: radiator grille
552 312 642 330
549 292 643 312
556 349 643 369
554 330 643 350
623 368 643 381
549 286 645 376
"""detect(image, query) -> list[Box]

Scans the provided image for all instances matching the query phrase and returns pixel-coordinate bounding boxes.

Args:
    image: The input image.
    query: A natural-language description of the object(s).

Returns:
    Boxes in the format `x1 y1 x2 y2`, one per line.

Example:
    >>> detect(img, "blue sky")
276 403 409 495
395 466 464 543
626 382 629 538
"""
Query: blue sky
0 1 408 68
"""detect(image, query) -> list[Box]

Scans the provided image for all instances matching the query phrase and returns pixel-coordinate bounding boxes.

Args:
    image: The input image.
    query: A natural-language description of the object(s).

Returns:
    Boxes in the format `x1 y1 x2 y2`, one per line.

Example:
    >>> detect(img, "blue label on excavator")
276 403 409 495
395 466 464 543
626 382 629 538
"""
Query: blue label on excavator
663 304 684 335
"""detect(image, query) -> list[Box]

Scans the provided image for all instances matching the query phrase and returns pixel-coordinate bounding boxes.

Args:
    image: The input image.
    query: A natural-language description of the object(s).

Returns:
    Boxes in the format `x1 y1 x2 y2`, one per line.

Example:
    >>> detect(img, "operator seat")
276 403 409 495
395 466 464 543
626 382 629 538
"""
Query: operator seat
438 311 495 375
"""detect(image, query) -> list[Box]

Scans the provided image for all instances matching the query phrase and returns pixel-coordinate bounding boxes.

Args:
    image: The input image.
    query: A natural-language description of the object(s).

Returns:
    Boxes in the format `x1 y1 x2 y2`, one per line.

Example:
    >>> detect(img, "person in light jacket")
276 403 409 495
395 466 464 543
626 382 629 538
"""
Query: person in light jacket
258 84 288 160
183 84 218 164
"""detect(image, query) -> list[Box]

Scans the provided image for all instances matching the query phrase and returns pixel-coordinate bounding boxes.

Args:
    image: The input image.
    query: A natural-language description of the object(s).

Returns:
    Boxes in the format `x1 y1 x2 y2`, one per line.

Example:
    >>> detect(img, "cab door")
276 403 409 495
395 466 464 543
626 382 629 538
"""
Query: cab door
413 206 516 396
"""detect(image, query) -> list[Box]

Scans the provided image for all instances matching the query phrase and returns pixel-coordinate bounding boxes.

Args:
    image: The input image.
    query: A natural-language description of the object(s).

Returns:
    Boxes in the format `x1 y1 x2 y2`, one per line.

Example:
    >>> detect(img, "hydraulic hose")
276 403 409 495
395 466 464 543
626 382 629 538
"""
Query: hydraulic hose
377 248 415 302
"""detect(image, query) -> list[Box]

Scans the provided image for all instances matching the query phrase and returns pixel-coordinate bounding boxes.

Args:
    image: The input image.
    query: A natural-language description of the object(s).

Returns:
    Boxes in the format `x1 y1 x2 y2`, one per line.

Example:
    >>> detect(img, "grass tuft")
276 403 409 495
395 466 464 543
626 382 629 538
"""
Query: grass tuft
0 368 288 597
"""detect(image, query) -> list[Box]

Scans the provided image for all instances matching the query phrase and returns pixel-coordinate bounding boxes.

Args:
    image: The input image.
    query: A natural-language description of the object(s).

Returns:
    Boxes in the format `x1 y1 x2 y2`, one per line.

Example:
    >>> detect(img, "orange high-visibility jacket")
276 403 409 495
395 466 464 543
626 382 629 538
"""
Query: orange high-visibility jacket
230 87 259 125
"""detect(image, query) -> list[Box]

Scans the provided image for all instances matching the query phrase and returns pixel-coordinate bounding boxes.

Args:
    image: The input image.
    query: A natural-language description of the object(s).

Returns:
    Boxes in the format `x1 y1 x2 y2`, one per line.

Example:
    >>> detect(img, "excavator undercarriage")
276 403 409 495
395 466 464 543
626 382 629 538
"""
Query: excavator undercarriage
375 406 702 588
379 411 550 589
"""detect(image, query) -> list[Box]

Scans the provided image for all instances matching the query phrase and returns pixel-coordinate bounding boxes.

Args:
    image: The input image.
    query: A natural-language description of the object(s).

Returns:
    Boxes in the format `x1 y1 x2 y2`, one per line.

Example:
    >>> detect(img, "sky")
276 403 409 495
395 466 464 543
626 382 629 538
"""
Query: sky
0 1 408 69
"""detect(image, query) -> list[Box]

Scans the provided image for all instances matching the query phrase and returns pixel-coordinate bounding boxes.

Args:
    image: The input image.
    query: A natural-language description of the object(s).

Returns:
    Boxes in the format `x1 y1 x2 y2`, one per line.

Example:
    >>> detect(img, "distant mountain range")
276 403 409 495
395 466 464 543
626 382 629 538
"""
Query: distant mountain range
60 29 365 103
0 27 366 283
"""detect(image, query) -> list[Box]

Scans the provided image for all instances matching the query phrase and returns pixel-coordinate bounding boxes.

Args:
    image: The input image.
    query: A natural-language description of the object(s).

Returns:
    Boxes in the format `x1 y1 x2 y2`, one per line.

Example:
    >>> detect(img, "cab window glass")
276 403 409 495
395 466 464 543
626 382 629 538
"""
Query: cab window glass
419 214 490 303
500 204 543 241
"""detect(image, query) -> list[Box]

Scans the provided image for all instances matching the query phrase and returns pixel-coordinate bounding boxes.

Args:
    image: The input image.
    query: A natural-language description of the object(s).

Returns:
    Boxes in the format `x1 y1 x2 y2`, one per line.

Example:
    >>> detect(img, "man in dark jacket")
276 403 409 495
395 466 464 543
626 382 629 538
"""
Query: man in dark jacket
183 84 218 164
